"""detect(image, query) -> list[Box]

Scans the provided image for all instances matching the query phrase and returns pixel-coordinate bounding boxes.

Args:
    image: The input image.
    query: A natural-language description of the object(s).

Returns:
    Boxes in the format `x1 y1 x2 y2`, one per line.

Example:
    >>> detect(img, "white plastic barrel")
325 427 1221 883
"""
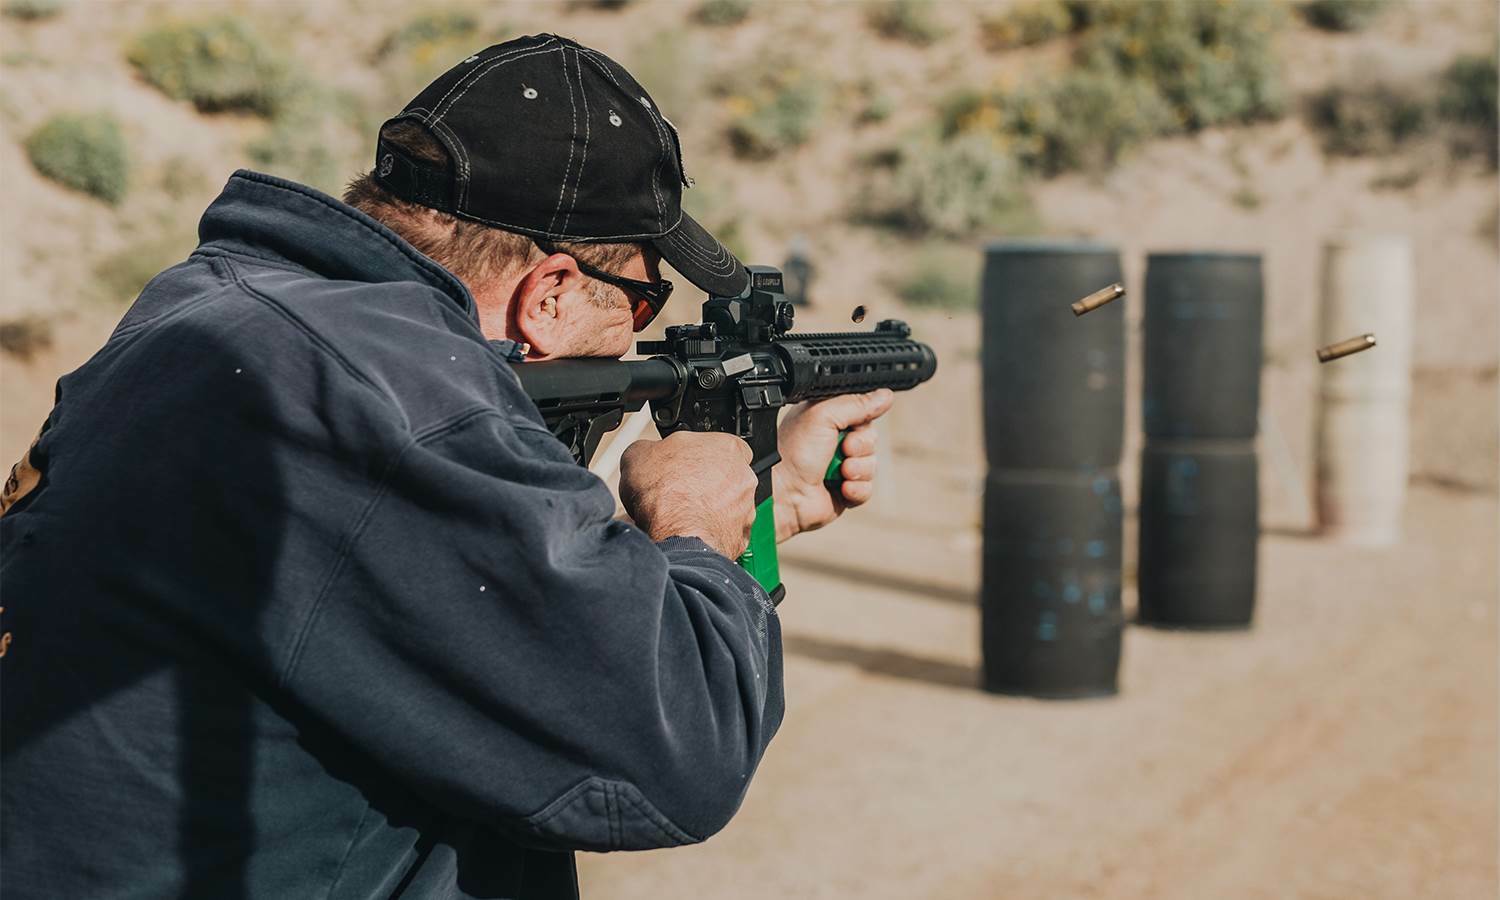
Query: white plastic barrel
1315 234 1414 545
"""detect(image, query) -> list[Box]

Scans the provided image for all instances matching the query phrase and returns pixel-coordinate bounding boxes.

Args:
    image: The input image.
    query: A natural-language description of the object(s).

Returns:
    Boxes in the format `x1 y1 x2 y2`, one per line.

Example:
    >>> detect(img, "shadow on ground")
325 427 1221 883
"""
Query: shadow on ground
782 634 979 691
780 557 975 606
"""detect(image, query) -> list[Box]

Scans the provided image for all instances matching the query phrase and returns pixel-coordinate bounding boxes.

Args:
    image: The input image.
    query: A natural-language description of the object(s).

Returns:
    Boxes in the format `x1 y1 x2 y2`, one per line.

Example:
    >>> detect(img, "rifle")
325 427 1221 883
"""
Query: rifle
511 265 938 604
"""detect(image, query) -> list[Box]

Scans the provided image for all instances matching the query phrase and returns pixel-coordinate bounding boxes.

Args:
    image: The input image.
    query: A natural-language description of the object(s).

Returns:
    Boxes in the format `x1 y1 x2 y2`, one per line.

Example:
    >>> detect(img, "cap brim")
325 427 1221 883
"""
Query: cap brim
653 211 749 298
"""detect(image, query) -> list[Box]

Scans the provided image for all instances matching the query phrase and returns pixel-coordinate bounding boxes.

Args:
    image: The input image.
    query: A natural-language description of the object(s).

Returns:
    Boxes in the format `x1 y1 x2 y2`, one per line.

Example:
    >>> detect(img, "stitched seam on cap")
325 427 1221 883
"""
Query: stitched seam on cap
665 228 736 274
667 235 737 275
432 45 561 124
577 47 665 223
666 227 731 265
669 234 732 271
426 38 557 123
563 46 588 234
432 118 474 209
548 47 579 233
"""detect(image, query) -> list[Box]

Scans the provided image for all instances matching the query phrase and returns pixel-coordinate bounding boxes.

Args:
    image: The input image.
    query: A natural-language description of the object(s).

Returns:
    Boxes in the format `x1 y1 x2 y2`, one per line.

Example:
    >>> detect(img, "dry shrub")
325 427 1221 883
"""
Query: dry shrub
25 112 129 204
127 18 294 116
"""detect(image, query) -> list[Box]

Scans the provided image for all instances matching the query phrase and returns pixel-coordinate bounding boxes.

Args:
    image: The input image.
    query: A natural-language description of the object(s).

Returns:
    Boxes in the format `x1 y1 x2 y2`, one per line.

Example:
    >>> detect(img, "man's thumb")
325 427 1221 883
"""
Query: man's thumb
819 388 895 430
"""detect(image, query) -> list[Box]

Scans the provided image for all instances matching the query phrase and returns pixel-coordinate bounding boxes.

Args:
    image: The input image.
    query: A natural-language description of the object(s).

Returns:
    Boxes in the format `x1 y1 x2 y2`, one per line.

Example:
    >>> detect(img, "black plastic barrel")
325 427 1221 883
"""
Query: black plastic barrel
1142 253 1264 439
1137 441 1259 629
981 469 1124 698
981 242 1125 470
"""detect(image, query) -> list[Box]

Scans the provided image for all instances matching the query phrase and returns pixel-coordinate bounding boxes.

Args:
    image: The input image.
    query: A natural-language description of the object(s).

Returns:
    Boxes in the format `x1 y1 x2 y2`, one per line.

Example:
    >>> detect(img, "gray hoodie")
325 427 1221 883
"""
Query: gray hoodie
0 171 783 899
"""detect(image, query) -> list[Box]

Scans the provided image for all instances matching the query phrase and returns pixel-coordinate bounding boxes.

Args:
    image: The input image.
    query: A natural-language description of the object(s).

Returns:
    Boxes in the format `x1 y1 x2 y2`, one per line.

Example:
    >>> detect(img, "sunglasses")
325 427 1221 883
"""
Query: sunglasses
534 240 674 332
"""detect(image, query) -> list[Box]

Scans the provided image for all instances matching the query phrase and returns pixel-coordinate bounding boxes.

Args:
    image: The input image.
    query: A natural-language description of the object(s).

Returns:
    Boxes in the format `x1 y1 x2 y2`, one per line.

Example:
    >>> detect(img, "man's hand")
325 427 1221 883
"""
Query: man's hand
620 432 758 558
772 389 895 543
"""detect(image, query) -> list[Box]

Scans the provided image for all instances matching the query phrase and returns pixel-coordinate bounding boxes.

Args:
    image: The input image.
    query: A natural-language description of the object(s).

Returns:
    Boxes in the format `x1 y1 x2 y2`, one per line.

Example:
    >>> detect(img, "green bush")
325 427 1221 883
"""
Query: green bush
24 113 129 204
2 0 64 21
697 0 751 26
996 67 1177 174
1298 0 1387 32
861 132 1036 238
0 315 53 361
1079 0 1286 130
1306 79 1428 156
127 18 293 116
867 0 947 46
941 67 1175 176
1438 54 1498 167
980 0 1073 51
724 69 826 159
896 245 981 310
944 0 1286 179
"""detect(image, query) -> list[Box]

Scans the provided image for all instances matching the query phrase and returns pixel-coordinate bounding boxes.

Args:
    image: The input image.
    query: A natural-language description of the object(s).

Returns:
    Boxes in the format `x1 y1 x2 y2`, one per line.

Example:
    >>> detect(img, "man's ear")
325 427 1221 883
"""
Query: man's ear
510 253 587 358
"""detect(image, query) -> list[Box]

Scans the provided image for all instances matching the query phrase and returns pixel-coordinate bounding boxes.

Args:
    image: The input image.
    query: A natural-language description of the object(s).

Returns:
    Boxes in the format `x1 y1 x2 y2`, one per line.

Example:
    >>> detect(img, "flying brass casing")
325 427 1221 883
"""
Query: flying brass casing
1316 333 1377 363
1071 283 1125 316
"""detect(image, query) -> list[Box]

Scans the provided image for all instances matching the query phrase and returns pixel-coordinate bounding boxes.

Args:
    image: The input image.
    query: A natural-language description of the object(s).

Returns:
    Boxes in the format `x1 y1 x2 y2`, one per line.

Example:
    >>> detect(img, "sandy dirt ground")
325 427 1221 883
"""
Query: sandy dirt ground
578 473 1498 899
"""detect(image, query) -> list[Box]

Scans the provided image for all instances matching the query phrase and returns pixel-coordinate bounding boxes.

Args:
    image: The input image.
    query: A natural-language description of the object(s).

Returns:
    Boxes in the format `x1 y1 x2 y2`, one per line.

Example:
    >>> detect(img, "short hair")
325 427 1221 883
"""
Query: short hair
343 120 641 296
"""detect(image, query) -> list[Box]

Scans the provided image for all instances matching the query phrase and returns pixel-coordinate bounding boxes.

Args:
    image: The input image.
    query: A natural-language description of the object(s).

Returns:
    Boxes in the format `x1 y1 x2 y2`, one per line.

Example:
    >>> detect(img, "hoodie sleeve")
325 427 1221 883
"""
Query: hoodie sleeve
279 408 784 852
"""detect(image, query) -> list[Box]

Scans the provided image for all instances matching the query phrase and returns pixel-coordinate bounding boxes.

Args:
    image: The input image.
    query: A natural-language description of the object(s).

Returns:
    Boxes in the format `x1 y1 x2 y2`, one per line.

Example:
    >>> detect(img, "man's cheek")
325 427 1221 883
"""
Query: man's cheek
611 324 634 358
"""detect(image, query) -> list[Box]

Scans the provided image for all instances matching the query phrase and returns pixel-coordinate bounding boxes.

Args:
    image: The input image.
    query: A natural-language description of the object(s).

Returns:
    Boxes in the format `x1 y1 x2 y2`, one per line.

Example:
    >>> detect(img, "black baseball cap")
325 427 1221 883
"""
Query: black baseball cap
373 33 748 298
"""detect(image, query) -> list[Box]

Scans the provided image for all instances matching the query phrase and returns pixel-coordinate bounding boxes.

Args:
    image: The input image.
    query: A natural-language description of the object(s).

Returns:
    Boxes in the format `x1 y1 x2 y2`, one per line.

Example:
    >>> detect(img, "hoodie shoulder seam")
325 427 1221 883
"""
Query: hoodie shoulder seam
218 254 408 430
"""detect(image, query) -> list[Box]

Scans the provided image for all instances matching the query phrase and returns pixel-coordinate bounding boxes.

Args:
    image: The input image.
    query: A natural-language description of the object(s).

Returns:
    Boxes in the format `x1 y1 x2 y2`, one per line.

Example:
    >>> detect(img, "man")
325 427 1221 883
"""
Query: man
0 33 892 900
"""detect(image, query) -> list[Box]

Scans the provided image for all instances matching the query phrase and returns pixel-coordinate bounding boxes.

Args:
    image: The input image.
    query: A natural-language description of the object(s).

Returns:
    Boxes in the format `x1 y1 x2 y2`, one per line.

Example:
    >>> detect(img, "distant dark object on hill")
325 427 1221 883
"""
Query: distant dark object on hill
0 316 54 362
1298 0 1389 32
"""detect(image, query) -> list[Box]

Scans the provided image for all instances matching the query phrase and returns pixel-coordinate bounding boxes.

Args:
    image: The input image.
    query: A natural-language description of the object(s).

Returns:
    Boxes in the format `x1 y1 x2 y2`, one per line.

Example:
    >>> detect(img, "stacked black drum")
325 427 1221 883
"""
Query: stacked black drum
980 243 1125 698
1137 254 1263 629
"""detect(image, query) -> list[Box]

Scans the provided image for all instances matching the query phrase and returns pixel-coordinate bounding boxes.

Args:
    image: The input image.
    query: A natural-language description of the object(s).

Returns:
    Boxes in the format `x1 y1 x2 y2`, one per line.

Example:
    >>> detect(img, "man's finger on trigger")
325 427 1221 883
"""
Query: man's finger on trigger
840 455 877 481
841 424 878 457
840 479 875 505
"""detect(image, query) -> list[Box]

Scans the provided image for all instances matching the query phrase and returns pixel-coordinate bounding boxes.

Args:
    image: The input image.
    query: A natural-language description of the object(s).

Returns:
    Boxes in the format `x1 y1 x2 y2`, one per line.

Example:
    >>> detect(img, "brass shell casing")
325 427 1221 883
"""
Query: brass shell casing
1070 283 1125 317
1317 333 1377 363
